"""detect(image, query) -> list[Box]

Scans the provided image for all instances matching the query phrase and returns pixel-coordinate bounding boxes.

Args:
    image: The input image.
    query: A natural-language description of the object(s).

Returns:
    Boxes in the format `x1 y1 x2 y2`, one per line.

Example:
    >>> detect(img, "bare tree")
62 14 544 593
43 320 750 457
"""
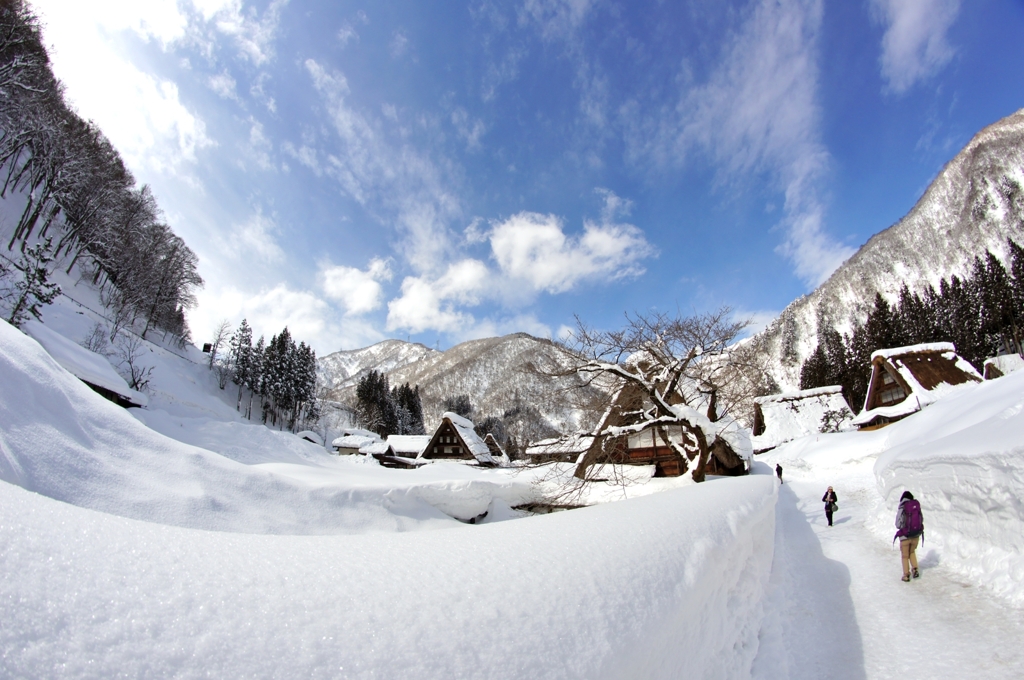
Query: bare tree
208 319 231 370
557 308 752 484
113 332 153 392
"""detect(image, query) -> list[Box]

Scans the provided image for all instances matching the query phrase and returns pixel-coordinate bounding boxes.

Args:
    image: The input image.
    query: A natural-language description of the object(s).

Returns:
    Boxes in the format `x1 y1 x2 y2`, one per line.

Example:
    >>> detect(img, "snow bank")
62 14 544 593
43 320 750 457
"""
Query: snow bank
0 320 528 532
23 319 147 407
874 370 1024 606
0 473 776 679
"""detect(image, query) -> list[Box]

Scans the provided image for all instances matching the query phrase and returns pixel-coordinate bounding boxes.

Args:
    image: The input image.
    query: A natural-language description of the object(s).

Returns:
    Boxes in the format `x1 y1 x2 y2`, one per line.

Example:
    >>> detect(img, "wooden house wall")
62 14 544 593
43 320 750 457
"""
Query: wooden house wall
422 420 475 460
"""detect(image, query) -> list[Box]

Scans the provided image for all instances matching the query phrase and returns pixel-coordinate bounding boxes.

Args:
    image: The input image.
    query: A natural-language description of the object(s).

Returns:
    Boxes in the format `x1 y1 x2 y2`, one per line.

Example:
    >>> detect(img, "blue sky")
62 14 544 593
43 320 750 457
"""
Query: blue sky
30 0 1024 353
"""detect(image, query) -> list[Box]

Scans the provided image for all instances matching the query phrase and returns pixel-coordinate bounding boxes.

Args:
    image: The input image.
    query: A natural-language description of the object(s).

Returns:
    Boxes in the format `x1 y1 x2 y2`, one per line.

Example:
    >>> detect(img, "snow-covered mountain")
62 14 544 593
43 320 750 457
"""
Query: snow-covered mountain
760 109 1024 388
322 333 603 434
319 339 438 392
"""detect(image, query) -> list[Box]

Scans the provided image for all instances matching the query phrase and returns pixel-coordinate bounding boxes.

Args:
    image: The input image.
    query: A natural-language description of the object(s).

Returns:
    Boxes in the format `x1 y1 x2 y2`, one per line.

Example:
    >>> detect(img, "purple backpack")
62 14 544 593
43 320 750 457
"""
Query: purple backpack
895 499 924 542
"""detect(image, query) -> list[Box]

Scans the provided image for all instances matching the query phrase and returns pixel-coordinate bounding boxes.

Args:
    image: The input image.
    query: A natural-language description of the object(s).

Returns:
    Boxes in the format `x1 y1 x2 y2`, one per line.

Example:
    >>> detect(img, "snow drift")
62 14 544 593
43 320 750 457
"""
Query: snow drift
0 473 776 679
874 370 1024 606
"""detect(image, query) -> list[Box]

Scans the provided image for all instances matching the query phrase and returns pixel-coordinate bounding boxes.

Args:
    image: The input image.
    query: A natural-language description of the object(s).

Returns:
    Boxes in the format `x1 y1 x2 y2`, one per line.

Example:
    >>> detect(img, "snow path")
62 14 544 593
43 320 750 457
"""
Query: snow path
754 475 1024 679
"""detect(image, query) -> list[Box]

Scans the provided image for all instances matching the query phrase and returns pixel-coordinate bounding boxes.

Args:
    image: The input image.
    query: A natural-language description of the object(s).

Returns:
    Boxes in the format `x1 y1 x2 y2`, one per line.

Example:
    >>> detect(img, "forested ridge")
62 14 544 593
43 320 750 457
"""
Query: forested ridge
801 241 1024 411
0 0 200 341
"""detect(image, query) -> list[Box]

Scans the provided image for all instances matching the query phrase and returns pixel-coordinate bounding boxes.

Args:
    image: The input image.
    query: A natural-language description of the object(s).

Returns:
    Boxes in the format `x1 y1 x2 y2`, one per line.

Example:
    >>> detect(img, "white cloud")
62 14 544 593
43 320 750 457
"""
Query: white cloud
247 118 273 170
337 23 359 47
32 0 213 175
320 258 393 316
451 107 487 151
215 210 285 263
282 142 322 176
520 0 595 40
638 0 852 287
209 0 290 66
489 211 654 294
389 30 410 58
304 59 462 272
870 0 961 94
190 283 382 354
208 71 239 100
386 260 490 333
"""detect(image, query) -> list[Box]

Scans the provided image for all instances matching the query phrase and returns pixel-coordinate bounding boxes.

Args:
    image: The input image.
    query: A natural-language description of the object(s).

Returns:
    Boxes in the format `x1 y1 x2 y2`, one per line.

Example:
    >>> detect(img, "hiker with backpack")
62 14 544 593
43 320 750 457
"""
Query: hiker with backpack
822 486 838 526
894 491 924 582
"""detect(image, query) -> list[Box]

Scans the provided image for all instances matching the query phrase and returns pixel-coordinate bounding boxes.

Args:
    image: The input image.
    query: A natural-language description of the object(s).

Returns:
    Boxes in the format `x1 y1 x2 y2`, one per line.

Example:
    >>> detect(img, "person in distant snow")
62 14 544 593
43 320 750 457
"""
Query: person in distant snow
775 464 783 484
894 491 925 582
822 486 838 526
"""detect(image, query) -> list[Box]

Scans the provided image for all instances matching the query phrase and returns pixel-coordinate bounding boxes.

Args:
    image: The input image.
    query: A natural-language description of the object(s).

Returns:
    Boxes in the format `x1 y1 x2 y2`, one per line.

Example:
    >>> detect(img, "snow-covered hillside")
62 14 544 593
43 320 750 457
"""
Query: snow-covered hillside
760 109 1024 388
324 332 604 434
319 338 438 393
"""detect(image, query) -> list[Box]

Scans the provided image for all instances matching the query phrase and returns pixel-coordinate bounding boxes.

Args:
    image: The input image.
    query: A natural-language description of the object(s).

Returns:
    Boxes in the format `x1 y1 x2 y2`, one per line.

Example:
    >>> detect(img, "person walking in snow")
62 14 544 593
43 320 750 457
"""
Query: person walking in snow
894 491 924 582
822 486 838 526
775 464 783 484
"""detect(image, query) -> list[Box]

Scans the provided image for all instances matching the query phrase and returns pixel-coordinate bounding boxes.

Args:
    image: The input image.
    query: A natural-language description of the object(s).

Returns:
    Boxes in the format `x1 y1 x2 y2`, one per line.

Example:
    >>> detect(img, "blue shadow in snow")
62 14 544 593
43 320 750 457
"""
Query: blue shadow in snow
753 483 866 680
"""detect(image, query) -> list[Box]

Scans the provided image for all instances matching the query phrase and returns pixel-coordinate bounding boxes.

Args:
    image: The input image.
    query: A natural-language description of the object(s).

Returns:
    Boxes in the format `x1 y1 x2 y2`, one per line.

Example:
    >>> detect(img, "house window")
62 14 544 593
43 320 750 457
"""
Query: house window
877 370 906 406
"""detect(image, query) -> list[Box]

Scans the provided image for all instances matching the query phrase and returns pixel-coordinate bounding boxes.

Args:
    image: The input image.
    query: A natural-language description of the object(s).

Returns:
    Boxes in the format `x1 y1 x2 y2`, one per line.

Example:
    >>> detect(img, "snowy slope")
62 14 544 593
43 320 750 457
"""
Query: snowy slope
0 318 532 531
320 338 438 392
346 332 603 433
760 109 1024 388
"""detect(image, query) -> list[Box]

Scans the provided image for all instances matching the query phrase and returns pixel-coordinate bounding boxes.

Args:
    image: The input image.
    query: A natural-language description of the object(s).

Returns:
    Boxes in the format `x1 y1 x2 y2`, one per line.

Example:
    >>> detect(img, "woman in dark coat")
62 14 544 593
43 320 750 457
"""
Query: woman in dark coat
822 486 838 526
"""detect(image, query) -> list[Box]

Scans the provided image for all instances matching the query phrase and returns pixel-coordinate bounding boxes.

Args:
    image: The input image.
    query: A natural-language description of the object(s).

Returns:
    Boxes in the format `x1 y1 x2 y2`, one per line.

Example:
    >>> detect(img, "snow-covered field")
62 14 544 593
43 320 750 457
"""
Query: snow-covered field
1 306 778 678
3 276 1024 677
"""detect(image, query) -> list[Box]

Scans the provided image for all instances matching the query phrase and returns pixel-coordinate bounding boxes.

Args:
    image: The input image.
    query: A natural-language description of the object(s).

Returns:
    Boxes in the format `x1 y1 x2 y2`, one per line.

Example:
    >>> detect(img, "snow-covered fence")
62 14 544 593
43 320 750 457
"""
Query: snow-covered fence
874 370 1024 606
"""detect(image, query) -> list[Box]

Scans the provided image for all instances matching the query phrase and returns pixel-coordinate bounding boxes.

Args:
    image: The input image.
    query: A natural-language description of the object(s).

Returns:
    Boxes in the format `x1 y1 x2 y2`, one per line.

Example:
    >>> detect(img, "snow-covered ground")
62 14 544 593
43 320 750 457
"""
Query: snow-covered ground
1 310 778 677
757 370 1024 678
3 273 1024 676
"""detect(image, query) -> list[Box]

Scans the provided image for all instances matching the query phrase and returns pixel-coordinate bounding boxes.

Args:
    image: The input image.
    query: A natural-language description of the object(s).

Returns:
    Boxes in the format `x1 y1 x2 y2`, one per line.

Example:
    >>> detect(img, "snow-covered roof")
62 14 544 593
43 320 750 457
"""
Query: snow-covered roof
442 412 494 463
852 344 981 427
869 342 955 361
360 441 393 456
983 354 1024 378
332 434 380 451
341 427 380 439
387 434 431 456
295 430 323 446
23 321 147 407
525 434 595 457
751 386 853 453
753 385 843 405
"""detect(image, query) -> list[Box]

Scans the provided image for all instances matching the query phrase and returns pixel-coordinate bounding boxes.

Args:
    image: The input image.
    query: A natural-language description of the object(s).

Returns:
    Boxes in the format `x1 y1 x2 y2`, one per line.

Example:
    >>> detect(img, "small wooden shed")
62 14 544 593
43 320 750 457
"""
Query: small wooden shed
851 342 982 430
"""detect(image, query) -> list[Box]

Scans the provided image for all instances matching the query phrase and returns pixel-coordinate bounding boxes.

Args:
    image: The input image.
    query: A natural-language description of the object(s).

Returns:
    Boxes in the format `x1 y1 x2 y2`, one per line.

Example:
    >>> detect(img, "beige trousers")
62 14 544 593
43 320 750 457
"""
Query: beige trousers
900 536 920 576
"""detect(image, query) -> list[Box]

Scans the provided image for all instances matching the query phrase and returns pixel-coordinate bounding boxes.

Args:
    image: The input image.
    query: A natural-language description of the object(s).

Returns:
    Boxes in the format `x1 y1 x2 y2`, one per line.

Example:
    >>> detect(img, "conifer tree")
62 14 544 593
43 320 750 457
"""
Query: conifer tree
2 235 60 327
228 319 253 411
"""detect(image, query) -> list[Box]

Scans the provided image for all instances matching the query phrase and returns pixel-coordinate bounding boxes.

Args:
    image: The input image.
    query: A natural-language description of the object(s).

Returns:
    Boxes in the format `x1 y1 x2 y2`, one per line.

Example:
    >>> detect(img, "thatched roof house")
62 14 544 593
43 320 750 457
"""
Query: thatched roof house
587 382 750 477
751 386 853 453
983 353 1024 380
851 342 982 430
421 412 504 466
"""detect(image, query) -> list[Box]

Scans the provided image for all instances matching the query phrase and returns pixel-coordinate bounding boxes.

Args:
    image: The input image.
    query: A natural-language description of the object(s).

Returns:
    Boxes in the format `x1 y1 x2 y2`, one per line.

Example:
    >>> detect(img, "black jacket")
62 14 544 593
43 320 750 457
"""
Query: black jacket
822 490 837 507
